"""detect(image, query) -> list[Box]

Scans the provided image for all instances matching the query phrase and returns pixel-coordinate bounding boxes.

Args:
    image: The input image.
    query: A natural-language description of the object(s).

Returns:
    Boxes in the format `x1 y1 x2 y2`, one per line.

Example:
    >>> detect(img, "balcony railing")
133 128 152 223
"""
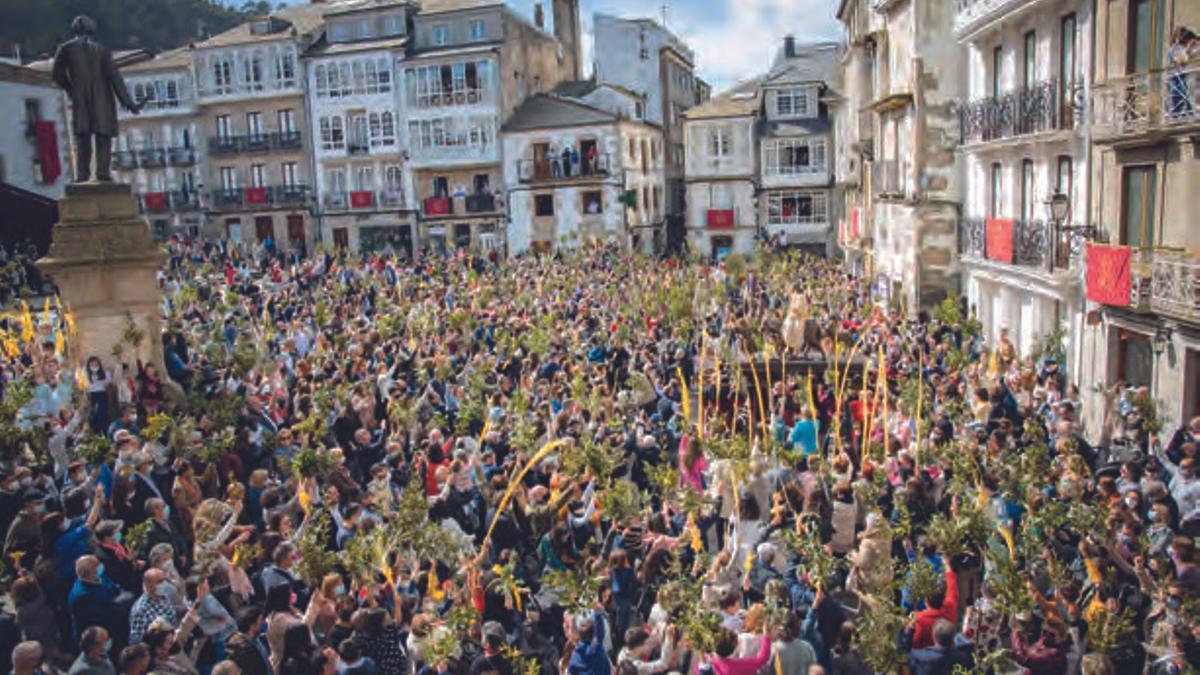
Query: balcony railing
379 190 406 208
465 193 495 213
517 152 611 183
169 190 200 211
1092 65 1200 141
348 140 371 156
1127 249 1200 319
112 150 138 171
959 217 1081 272
138 148 166 168
423 196 453 216
955 0 1028 35
244 133 271 152
209 136 241 156
167 147 197 166
325 192 349 210
274 184 309 206
211 189 244 210
273 130 302 150
960 79 1081 145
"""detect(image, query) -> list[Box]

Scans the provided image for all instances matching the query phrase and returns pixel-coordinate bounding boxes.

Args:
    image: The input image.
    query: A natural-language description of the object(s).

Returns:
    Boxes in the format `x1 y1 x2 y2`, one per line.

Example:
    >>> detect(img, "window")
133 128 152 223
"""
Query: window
330 22 352 42
1121 165 1157 247
357 19 375 40
775 88 808 117
1023 31 1037 89
277 51 296 85
377 58 392 92
216 114 234 139
315 65 329 97
709 127 730 157
990 163 1003 217
382 14 404 36
433 24 449 46
433 176 449 197
385 165 404 190
582 191 603 214
1056 156 1073 208
319 116 345 151
243 53 264 91
220 166 238 190
281 161 299 187
1020 159 1035 222
473 174 489 193
250 164 266 188
767 191 828 225
278 109 296 134
349 114 369 151
470 20 486 41
329 169 347 193
1128 0 1164 74
991 46 1003 97
1117 330 1153 388
368 111 396 147
764 138 825 175
534 194 554 216
246 111 264 138
354 166 373 191
212 57 234 94
1059 14 1077 90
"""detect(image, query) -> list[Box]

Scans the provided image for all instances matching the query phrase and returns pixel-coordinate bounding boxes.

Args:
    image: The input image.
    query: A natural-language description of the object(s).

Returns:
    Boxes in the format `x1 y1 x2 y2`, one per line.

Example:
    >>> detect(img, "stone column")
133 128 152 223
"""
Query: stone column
37 183 166 375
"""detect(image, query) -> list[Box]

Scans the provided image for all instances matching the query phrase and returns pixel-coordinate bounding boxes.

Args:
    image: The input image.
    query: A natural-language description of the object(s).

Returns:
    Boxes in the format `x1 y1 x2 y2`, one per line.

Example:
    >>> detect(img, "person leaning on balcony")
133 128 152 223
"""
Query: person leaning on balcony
1167 27 1198 118
549 145 562 177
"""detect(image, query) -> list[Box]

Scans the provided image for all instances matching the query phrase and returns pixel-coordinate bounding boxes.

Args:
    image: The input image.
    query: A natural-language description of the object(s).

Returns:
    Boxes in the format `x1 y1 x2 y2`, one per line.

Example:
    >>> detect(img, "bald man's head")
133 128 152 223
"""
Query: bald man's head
76 555 99 582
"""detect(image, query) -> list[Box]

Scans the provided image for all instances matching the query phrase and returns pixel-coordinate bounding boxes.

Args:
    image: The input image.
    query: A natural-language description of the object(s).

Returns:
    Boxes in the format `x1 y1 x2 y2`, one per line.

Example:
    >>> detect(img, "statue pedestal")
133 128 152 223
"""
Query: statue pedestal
37 183 166 373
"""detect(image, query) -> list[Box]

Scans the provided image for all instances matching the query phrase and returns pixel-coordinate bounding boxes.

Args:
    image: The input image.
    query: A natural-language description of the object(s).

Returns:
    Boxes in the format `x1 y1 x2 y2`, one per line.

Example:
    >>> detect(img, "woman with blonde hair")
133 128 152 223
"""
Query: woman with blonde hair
304 572 343 640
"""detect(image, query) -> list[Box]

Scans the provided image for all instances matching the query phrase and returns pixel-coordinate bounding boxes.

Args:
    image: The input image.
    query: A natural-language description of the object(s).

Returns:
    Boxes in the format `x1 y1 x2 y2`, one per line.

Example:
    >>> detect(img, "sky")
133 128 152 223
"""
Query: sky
275 0 842 91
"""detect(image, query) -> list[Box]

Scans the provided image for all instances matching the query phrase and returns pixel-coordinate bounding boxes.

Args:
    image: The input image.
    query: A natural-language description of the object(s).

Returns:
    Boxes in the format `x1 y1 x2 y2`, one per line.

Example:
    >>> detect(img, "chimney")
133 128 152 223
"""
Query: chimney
552 0 582 80
784 35 796 58
534 3 545 30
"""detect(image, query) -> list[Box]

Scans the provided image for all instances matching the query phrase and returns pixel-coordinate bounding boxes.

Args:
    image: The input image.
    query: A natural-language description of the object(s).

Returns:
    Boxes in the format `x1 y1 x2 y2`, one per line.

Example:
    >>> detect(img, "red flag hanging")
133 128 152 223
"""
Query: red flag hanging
351 190 374 208
35 121 61 184
1086 243 1132 307
985 218 1014 263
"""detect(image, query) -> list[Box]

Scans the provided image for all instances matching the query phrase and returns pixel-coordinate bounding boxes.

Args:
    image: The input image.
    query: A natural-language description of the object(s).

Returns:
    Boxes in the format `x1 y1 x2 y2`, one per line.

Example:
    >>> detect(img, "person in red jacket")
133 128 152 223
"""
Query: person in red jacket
908 563 959 649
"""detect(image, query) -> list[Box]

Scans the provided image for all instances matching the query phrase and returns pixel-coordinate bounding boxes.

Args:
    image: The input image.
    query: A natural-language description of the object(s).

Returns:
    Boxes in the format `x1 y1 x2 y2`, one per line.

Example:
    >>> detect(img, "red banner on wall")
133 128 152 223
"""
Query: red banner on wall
850 207 860 238
350 190 374 208
143 192 166 210
706 209 734 228
35 121 61 184
1086 243 1132 306
244 187 268 204
985 218 1014 263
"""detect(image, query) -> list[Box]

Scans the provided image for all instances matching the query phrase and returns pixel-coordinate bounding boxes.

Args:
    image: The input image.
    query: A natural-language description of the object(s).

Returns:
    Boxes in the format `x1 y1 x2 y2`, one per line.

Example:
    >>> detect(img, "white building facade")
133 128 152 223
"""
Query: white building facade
0 61 70 200
682 82 760 258
503 90 664 254
955 0 1093 371
307 2 416 254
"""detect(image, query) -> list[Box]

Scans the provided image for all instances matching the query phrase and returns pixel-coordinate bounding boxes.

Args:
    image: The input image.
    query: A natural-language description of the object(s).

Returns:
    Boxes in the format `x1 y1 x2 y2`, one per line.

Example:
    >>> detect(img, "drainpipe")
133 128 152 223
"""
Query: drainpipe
1076 0 1096 393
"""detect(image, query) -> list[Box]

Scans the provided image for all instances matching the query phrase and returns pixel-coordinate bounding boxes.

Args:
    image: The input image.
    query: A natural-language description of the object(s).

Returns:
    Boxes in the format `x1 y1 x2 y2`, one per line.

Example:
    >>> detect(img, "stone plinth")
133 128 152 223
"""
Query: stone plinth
37 183 166 373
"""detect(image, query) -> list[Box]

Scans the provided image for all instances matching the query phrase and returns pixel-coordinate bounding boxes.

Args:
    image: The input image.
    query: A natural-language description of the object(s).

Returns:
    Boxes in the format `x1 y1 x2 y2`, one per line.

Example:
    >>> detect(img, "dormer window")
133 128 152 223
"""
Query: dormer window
251 20 271 36
382 14 404 36
433 24 449 46
470 20 486 41
775 88 809 118
330 21 351 43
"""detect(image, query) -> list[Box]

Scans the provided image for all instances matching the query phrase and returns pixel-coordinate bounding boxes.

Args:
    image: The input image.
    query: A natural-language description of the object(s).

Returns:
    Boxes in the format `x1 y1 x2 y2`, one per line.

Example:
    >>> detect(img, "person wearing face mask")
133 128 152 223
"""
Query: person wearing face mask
226 607 273 675
85 355 113 434
69 556 124 649
129 568 181 644
5 489 47 569
10 641 47 675
144 498 189 568
69 625 116 675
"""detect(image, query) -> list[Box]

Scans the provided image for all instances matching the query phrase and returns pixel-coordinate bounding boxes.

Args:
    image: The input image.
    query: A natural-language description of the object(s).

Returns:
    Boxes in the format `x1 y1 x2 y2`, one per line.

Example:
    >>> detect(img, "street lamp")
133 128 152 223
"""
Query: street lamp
1046 191 1096 268
1152 325 1172 356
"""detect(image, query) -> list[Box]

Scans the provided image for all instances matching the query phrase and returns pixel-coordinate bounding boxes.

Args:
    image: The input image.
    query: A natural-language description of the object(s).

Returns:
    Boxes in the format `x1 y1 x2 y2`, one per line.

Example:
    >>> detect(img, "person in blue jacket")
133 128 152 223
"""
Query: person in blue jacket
568 610 611 675
68 555 122 641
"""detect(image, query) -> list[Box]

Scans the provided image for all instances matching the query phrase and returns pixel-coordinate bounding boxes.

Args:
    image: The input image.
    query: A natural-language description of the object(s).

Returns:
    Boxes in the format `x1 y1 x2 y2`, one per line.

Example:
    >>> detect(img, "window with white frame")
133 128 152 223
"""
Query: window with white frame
470 20 486 41
767 191 828 225
281 161 299 187
348 114 369 150
276 51 296 86
369 111 396 147
330 22 352 42
382 13 404 36
708 126 730 157
406 117 492 152
328 168 346 193
774 88 810 117
354 166 374 190
385 165 404 190
407 61 490 107
315 65 329 97
764 137 826 176
243 53 264 91
220 166 238 190
357 18 375 40
433 24 449 46
249 164 266 188
319 116 345 151
212 57 234 94
277 109 296 134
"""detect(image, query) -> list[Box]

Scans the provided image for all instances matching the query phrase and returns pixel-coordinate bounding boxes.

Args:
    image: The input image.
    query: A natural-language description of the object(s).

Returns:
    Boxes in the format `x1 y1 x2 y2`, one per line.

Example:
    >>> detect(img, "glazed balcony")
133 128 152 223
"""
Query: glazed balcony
1092 65 1200 143
958 216 1081 273
959 79 1081 146
516 153 611 184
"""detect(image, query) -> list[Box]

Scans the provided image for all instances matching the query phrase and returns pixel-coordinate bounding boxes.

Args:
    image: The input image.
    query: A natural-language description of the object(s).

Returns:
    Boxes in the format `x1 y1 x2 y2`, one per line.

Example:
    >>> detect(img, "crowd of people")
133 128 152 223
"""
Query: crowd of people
1 238 1198 675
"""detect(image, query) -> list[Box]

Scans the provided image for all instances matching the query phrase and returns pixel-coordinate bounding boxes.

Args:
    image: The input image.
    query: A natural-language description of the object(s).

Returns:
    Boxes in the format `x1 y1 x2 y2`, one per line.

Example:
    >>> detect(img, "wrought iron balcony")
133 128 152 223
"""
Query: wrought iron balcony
274 184 309 206
465 193 495 213
348 139 371 156
517 152 611 183
959 80 1081 145
379 190 406 208
1092 65 1200 143
325 192 349 210
1127 249 1200 319
244 133 271 152
112 150 138 171
138 148 166 168
959 216 1082 273
169 190 200 211
167 147 197 166
211 189 244 210
209 136 241 155
273 131 302 150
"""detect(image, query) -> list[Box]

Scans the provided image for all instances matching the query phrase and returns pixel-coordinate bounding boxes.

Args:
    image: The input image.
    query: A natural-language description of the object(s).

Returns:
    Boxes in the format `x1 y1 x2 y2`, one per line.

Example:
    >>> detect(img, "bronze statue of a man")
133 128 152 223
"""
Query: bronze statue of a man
51 16 140 182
